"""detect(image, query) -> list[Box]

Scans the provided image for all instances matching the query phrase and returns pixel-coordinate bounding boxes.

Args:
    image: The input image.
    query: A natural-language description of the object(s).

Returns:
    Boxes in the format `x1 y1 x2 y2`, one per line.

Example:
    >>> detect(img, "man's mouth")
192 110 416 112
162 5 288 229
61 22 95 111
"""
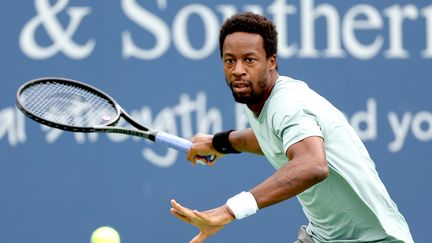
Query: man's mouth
231 81 251 93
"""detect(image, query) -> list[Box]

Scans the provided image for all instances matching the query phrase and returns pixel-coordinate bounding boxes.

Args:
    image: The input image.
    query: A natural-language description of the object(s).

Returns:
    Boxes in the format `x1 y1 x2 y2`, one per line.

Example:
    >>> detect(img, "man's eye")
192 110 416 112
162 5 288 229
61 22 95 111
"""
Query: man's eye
225 59 235 64
245 58 256 63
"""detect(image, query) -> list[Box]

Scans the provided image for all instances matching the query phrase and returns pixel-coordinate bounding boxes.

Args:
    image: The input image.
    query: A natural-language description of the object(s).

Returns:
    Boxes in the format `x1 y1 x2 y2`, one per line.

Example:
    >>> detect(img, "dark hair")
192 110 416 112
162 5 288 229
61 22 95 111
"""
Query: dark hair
219 12 278 58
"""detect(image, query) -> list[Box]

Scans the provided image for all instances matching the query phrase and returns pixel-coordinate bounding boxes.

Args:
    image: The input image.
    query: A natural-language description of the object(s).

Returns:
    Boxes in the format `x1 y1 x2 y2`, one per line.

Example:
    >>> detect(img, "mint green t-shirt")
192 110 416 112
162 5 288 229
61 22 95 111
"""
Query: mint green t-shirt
244 76 414 243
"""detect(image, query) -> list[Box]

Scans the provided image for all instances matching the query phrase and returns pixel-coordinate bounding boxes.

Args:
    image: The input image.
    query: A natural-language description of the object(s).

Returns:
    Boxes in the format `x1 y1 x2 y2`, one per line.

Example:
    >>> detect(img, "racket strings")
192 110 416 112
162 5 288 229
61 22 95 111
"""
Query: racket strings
21 82 117 127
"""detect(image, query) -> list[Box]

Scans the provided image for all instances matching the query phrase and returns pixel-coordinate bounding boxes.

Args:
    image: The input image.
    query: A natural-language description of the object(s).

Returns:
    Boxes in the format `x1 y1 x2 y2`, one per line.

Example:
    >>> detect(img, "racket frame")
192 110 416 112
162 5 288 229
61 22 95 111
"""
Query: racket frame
17 78 119 130
16 77 213 163
16 77 158 140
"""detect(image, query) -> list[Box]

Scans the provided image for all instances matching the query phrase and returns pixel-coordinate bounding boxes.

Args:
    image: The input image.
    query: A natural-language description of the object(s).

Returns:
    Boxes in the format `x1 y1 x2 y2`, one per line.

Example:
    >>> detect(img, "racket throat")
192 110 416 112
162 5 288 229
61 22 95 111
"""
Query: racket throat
147 131 157 141
95 127 156 141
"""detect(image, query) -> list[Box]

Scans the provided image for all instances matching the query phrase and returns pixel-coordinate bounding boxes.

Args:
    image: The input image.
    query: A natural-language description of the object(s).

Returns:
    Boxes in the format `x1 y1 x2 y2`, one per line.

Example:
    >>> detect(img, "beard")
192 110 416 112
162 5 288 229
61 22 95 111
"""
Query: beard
231 89 262 104
228 79 263 104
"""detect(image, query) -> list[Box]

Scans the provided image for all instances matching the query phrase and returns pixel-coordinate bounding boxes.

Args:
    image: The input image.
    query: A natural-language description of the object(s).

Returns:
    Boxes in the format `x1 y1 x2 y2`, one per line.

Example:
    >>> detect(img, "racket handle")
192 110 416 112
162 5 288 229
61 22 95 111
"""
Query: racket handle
154 131 215 165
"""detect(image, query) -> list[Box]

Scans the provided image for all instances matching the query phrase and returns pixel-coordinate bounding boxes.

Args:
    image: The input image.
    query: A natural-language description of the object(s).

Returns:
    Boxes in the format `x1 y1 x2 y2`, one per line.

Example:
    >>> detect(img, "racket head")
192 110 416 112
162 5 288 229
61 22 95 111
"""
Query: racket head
16 77 121 132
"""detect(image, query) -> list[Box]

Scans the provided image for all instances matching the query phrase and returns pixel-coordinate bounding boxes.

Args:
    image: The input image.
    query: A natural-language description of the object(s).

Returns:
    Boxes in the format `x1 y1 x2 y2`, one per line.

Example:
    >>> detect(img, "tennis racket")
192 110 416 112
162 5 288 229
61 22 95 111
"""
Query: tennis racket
16 77 214 165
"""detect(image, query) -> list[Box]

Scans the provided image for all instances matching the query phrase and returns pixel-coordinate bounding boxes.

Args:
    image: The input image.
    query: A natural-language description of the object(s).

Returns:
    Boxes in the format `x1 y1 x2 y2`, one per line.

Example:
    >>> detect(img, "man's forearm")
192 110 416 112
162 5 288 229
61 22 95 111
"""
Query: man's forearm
250 136 328 209
250 158 322 209
229 128 264 155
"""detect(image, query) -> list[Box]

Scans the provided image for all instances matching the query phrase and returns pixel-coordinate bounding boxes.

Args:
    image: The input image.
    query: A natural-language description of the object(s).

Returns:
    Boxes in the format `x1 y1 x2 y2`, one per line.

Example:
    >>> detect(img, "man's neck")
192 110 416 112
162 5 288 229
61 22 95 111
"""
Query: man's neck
247 72 279 117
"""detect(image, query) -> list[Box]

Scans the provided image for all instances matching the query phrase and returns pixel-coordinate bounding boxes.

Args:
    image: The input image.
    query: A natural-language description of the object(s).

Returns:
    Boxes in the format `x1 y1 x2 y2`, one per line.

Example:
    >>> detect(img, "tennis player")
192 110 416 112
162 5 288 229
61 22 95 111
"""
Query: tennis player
170 12 414 243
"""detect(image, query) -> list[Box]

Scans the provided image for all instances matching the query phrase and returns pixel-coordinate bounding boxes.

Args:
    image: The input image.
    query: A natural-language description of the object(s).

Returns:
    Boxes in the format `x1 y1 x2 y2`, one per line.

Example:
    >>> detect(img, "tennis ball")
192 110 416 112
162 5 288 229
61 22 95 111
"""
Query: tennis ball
91 226 121 243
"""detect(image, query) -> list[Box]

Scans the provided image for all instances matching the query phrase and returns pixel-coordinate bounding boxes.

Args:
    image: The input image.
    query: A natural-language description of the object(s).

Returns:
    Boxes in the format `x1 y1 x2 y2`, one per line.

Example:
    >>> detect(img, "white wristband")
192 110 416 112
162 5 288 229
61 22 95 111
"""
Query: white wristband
226 191 258 220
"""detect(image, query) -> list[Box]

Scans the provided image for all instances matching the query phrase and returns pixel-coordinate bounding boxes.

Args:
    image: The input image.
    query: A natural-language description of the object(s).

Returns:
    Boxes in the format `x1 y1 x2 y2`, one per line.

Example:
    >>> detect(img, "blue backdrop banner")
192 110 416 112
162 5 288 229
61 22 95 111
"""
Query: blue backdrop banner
1 0 431 242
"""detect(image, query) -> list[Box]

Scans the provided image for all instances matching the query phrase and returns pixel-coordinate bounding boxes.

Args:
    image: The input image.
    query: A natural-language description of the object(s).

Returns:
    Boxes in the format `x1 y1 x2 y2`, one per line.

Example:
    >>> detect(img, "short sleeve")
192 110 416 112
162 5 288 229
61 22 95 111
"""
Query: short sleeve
273 109 323 153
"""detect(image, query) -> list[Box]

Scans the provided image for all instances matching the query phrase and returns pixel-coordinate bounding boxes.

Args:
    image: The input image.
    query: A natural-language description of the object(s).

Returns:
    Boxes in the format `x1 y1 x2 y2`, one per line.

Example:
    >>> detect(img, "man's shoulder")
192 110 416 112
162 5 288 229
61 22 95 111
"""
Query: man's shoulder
274 76 310 92
271 76 311 102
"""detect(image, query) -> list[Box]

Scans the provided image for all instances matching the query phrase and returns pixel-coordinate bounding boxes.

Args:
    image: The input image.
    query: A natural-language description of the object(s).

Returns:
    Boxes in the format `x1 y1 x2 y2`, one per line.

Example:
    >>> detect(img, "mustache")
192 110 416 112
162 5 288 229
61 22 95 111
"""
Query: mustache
227 79 251 88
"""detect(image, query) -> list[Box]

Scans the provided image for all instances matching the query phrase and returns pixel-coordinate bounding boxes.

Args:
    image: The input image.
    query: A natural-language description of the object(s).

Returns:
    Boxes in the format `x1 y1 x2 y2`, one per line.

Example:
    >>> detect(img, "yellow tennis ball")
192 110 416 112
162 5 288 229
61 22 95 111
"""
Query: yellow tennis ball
91 226 121 243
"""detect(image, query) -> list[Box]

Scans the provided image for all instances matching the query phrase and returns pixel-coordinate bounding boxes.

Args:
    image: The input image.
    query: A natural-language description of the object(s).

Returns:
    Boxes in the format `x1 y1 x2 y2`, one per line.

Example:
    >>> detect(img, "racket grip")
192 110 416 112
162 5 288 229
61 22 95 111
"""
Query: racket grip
154 131 215 164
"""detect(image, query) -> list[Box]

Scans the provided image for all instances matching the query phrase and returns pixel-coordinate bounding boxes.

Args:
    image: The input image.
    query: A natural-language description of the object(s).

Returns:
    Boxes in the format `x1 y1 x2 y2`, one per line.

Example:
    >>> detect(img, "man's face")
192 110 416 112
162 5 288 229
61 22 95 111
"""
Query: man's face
222 32 276 104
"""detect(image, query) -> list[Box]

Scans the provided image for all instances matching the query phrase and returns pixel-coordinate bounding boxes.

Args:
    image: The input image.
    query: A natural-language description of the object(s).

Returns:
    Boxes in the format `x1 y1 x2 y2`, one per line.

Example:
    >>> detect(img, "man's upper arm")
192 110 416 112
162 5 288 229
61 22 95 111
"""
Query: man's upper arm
286 136 328 181
287 136 324 158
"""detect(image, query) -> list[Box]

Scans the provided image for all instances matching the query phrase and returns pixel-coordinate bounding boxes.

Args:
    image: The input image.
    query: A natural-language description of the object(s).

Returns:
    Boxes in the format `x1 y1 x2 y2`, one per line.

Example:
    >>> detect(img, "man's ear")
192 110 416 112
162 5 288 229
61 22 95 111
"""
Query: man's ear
269 54 277 71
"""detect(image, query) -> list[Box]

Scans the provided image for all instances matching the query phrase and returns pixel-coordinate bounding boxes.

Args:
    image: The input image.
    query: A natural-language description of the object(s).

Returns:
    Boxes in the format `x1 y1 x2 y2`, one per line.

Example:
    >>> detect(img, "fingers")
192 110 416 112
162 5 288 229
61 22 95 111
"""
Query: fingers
187 135 202 163
170 199 223 243
170 200 196 225
171 200 212 227
193 210 212 223
171 208 188 221
190 232 207 243
195 155 217 166
205 160 216 166
195 158 207 166
187 134 217 166
170 199 196 220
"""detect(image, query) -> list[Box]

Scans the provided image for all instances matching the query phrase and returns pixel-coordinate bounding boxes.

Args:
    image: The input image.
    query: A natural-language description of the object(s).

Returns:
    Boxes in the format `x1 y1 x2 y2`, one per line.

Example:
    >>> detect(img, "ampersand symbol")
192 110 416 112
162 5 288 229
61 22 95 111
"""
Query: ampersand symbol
20 0 95 59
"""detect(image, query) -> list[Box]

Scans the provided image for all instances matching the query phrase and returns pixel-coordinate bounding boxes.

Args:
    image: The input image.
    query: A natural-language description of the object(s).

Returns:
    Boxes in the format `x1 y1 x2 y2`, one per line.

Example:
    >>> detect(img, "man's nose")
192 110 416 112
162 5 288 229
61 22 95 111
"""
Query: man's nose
232 61 246 76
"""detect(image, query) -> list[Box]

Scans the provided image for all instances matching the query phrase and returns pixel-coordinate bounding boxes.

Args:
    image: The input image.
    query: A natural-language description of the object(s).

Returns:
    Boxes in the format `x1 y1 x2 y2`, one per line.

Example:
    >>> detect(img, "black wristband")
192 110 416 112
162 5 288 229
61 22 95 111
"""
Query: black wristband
212 130 242 154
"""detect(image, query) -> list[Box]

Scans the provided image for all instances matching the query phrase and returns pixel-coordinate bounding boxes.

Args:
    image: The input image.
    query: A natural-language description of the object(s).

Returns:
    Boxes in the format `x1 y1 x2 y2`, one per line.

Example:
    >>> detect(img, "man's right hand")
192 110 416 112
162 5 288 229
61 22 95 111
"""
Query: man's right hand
188 133 225 166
